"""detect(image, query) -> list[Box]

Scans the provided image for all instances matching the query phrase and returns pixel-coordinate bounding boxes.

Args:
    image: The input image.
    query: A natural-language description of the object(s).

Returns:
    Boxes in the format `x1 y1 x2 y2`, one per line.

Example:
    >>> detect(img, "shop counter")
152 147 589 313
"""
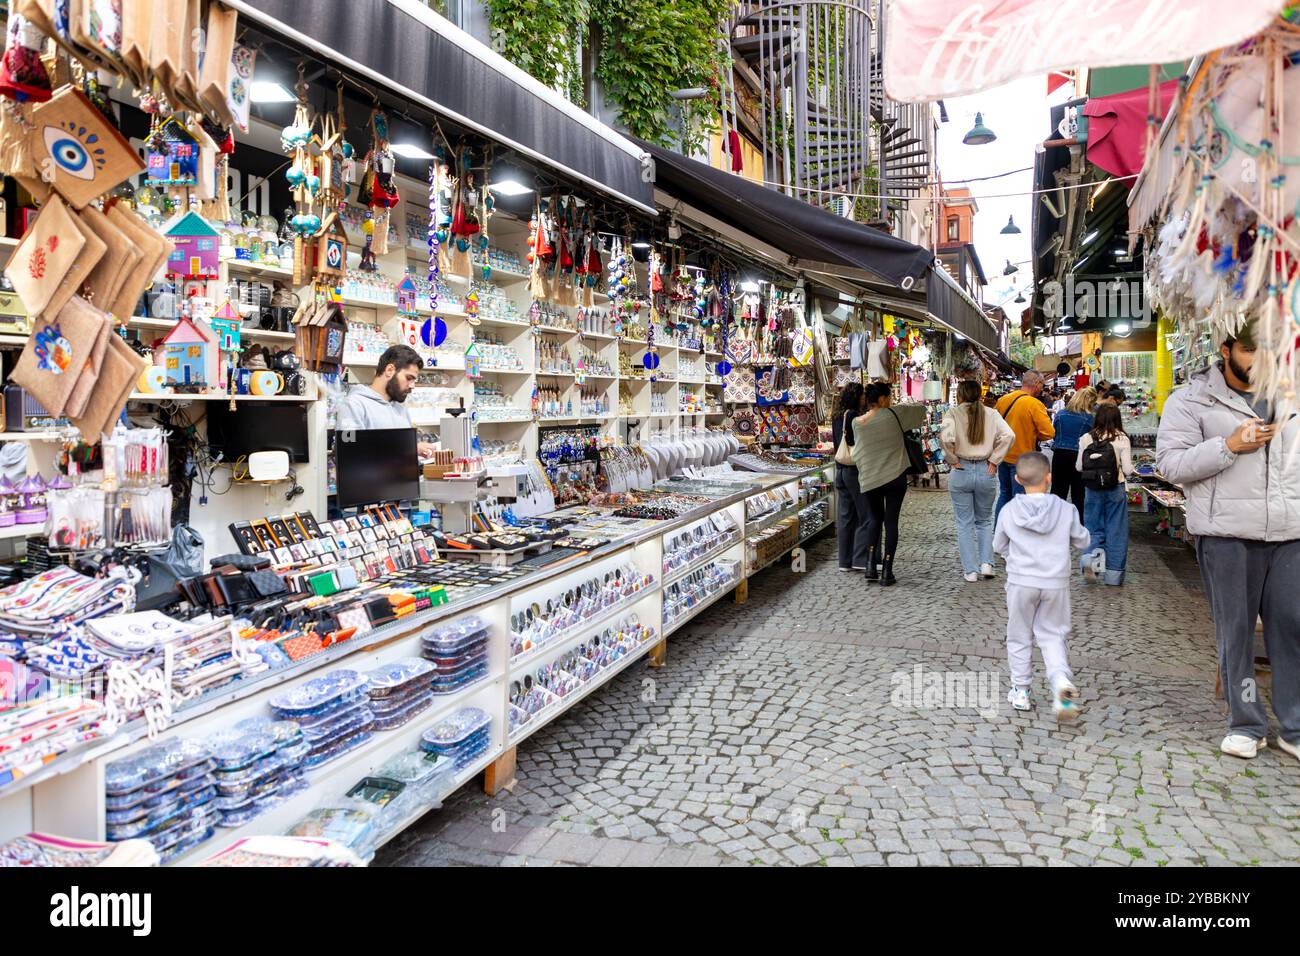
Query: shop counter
2 462 834 863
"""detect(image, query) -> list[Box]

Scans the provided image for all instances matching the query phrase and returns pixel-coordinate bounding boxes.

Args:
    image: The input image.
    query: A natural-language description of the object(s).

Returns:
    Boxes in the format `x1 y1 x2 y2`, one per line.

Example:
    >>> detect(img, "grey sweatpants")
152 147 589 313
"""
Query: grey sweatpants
1005 584 1074 689
1196 536 1300 745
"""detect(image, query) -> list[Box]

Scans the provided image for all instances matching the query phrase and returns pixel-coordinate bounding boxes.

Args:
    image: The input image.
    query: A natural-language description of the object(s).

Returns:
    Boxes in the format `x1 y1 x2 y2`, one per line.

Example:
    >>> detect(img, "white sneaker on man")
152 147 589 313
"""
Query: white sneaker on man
979 563 996 579
1051 675 1081 723
963 571 979 583
1007 686 1031 711
1220 734 1267 758
1272 736 1298 762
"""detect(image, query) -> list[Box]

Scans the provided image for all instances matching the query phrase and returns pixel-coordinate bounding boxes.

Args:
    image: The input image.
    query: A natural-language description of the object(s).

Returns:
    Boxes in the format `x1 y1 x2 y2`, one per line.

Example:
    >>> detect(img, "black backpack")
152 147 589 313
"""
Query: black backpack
1080 439 1120 490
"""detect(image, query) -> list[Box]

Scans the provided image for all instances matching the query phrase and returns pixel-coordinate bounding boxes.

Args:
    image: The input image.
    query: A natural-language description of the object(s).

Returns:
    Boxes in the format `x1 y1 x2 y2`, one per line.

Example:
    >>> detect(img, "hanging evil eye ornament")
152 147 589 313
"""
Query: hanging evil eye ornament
427 162 440 313
643 349 660 371
421 316 448 348
717 359 732 377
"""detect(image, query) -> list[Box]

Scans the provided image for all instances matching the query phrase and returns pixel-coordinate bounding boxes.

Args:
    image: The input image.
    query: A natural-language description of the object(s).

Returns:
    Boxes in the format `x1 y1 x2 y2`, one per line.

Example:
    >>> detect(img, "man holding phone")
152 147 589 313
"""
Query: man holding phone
1156 323 1299 764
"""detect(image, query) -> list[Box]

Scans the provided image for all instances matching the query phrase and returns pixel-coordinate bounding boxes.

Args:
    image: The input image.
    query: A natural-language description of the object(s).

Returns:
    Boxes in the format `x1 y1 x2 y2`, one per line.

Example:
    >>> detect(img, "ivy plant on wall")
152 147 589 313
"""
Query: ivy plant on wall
591 0 732 151
485 0 589 103
486 0 733 151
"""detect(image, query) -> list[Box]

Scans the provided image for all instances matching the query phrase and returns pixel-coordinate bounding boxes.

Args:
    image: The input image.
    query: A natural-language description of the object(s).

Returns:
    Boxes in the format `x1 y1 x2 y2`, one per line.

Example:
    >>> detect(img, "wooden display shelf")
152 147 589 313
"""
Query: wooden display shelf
127 391 317 403
127 317 296 342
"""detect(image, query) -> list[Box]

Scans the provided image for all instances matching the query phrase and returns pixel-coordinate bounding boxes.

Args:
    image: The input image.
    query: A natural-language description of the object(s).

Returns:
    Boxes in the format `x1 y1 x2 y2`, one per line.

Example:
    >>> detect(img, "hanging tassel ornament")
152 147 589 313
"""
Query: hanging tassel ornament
428 160 440 313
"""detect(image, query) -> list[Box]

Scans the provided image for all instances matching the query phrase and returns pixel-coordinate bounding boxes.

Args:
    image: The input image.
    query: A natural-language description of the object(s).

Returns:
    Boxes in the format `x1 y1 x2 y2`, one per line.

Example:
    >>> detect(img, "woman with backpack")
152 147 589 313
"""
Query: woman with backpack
851 382 927 586
832 382 873 572
940 379 1014 582
1050 386 1098 521
1076 403 1133 586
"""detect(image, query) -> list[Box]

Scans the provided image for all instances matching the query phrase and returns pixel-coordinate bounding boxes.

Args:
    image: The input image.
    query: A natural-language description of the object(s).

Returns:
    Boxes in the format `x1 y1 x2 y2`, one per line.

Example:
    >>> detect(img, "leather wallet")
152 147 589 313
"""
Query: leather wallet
247 569 288 598
210 553 271 571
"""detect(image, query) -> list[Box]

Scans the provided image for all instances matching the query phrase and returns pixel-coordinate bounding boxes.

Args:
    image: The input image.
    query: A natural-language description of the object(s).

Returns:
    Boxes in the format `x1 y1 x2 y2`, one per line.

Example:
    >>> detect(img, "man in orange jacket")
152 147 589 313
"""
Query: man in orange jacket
995 370 1056 520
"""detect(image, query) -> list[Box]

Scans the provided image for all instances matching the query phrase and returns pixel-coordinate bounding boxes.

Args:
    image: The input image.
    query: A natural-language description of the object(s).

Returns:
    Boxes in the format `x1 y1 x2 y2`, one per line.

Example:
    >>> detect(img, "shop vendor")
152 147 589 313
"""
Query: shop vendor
337 345 437 459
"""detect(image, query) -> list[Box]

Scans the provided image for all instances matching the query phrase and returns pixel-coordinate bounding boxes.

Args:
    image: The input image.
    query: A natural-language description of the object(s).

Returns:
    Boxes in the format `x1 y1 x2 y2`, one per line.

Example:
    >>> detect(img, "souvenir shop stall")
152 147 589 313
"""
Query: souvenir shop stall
0 2 850 867
829 303 994 489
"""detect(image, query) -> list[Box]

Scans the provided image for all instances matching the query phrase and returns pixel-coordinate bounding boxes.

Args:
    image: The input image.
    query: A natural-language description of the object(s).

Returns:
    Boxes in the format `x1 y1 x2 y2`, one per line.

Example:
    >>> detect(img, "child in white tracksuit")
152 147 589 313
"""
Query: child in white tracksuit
992 452 1091 720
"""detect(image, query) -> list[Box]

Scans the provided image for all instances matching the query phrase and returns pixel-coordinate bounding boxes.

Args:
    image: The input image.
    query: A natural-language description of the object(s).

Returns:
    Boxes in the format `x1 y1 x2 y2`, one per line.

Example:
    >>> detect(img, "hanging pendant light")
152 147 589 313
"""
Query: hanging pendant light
1014 292 1026 304
1000 215 1021 235
1003 259 1019 276
963 112 996 145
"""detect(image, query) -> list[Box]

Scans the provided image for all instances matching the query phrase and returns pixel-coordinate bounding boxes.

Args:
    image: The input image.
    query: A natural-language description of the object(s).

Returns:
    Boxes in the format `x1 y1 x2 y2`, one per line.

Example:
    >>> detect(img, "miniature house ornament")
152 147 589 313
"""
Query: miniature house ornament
159 314 219 389
210 300 242 351
145 116 200 188
163 210 221 280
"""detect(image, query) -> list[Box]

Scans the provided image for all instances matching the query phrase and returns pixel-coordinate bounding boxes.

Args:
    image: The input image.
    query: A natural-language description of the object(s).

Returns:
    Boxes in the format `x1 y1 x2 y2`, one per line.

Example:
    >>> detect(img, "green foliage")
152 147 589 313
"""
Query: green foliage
487 0 734 151
485 0 589 94
593 1 732 150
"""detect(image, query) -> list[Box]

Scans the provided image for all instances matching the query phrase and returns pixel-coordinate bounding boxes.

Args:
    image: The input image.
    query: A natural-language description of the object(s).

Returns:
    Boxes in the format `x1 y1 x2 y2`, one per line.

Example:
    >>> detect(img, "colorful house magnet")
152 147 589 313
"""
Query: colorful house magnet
159 315 220 388
464 340 481 379
396 273 419 316
145 117 200 187
163 211 221 280
210 301 242 352
464 289 480 324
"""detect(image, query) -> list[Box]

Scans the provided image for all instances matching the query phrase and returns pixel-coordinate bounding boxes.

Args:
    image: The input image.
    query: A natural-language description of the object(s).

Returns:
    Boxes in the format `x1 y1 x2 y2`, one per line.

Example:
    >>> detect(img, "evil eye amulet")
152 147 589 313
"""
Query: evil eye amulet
286 166 307 186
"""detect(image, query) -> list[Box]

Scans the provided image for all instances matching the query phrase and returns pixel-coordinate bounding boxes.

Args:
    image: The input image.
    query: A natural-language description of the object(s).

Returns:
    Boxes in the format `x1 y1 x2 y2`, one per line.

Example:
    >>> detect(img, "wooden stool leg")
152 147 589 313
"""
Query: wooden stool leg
648 639 667 669
734 578 748 604
484 746 516 796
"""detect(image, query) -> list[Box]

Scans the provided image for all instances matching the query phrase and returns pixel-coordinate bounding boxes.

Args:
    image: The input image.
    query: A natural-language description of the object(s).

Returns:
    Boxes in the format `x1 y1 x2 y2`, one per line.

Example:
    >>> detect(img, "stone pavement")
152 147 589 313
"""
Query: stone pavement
374 492 1300 867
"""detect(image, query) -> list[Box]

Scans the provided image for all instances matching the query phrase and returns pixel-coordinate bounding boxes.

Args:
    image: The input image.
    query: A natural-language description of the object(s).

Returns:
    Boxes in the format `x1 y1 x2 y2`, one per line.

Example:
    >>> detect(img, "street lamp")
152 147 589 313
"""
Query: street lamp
963 112 996 145
1000 215 1021 235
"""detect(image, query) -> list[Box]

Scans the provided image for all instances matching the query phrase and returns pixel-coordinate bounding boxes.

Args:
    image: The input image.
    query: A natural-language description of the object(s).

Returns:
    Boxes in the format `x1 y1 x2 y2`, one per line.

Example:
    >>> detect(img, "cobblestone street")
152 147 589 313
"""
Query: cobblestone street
375 492 1300 867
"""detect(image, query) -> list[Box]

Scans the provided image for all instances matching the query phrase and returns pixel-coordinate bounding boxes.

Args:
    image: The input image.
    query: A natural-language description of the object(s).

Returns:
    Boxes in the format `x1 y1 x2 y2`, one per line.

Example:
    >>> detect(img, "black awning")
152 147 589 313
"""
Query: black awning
639 141 933 289
226 0 653 211
926 268 1000 353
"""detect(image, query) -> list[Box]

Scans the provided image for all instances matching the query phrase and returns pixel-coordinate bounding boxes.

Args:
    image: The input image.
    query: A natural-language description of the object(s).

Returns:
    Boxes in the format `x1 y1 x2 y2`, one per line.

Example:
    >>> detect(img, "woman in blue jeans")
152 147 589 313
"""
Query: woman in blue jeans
940 380 1015 582
1076 403 1133 585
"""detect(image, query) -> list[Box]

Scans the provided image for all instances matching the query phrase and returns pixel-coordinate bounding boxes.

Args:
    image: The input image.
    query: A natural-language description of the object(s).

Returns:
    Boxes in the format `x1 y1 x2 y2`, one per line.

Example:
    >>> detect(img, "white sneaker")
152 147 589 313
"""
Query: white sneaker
1220 734 1266 758
1277 736 1300 762
979 563 996 579
838 567 855 573
963 571 979 583
1080 549 1104 583
1007 686 1031 711
1051 677 1081 723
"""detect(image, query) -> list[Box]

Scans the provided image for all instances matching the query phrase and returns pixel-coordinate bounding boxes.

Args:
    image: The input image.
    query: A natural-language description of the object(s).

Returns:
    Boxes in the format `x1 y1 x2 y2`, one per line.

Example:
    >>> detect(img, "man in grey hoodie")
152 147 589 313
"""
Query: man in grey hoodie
1156 325 1299 763
993 452 1092 720
337 345 436 458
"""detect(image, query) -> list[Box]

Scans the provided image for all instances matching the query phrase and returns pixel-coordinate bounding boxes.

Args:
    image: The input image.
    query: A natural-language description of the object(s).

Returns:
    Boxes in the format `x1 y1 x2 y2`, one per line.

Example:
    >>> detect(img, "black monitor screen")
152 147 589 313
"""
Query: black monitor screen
335 428 419 508
206 402 310 464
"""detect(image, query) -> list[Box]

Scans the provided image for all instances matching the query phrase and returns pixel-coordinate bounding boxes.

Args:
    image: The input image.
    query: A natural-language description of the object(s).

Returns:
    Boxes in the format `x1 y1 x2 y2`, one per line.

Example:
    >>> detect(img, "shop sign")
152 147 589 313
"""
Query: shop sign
884 0 1281 102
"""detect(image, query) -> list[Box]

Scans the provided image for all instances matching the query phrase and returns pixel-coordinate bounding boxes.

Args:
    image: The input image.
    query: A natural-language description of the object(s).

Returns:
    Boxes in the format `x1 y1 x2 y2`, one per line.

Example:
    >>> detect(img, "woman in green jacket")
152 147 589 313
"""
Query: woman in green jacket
851 382 927 585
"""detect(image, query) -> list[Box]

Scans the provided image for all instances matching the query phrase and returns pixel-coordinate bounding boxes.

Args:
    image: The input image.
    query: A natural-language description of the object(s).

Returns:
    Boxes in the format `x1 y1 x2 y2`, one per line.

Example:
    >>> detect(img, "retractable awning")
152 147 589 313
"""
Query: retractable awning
642 141 1000 352
224 0 654 212
640 141 932 289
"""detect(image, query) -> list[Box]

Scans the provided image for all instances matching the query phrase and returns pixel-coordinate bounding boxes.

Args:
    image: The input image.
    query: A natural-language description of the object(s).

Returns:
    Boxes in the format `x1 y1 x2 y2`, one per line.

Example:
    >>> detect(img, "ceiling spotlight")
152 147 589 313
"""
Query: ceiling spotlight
488 179 533 196
1000 215 1021 235
250 82 295 103
963 112 996 145
630 228 652 250
390 142 437 160
740 279 760 293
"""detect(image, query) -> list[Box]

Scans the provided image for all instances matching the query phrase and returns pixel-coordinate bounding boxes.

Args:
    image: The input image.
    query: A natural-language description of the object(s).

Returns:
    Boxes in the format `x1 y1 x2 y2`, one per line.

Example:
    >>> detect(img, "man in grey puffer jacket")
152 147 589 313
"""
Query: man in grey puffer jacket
1156 327 1299 763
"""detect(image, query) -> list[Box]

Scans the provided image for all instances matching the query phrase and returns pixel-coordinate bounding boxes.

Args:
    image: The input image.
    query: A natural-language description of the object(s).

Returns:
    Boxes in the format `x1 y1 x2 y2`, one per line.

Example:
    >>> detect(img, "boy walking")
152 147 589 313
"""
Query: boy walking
993 452 1091 720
